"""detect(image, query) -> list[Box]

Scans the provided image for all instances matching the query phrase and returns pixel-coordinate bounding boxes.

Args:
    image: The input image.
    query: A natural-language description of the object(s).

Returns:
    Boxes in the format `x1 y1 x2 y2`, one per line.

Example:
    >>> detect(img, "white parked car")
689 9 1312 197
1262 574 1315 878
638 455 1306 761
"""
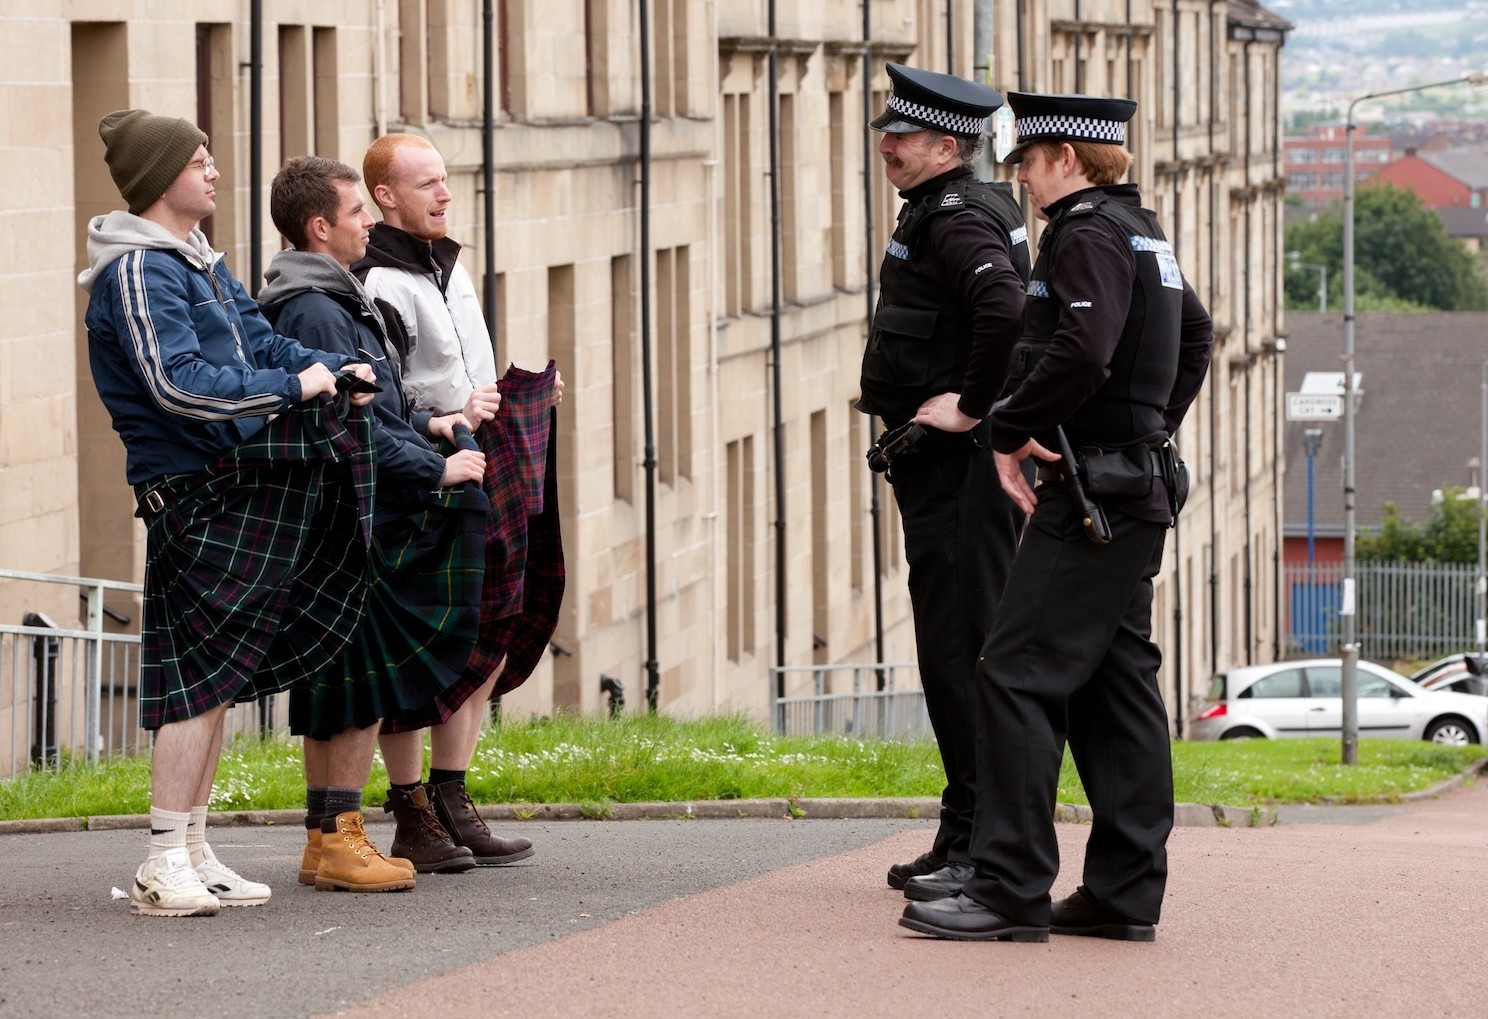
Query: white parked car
1191 658 1488 745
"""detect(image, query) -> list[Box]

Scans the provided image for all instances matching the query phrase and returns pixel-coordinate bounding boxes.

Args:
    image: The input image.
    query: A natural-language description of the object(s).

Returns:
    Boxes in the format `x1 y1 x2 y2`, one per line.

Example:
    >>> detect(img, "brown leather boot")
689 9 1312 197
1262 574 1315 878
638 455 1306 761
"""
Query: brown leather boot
302 823 413 884
315 812 417 892
427 779 536 866
383 785 476 873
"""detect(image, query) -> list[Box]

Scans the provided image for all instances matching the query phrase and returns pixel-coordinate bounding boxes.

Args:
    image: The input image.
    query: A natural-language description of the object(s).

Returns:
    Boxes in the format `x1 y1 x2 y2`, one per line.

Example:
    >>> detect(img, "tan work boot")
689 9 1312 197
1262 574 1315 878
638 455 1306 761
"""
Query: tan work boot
314 811 417 893
299 827 322 885
301 824 414 885
384 786 476 874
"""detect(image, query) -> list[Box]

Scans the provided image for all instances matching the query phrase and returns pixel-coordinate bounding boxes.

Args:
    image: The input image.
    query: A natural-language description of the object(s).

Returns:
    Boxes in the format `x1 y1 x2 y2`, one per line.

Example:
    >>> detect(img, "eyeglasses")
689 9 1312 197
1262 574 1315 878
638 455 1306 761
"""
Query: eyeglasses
185 156 216 176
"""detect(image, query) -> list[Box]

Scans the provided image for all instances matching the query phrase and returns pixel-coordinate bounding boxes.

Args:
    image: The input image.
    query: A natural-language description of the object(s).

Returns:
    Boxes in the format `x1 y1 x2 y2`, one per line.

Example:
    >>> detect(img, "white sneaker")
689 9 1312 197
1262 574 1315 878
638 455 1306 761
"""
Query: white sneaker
131 847 221 917
194 845 272 907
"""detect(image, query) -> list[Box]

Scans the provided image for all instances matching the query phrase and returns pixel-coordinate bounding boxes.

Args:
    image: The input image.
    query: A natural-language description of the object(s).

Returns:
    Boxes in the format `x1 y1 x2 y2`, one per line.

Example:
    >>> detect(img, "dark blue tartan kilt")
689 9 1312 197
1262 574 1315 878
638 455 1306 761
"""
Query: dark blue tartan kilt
289 481 489 740
138 398 376 730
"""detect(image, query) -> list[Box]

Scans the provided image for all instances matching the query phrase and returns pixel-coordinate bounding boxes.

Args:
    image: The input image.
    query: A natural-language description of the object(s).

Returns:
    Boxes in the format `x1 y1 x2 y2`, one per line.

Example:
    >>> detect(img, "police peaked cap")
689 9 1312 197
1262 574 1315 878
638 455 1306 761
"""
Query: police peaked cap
870 63 1003 138
1002 92 1138 164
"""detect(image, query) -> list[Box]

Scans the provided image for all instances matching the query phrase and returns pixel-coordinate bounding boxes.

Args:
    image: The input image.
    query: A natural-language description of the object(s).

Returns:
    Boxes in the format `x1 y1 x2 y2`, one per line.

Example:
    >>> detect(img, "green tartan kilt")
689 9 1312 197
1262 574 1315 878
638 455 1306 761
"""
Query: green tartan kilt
289 483 488 740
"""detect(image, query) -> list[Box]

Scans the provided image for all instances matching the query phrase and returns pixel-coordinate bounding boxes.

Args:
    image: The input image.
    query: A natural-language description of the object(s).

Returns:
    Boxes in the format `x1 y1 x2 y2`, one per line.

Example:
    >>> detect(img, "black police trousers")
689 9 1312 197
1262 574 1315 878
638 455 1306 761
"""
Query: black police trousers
963 484 1173 924
889 439 1022 864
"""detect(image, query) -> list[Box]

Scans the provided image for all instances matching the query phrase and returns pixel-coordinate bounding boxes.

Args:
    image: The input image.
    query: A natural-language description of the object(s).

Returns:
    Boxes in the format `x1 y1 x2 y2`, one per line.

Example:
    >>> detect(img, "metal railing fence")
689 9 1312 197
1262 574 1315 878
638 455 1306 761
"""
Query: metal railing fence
0 568 282 776
1285 559 1481 663
768 663 928 738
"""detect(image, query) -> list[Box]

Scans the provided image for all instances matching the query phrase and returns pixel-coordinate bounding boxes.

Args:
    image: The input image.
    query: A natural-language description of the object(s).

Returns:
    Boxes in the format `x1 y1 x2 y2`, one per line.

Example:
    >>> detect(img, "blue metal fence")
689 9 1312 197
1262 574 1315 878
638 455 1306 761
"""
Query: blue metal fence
1285 560 1481 663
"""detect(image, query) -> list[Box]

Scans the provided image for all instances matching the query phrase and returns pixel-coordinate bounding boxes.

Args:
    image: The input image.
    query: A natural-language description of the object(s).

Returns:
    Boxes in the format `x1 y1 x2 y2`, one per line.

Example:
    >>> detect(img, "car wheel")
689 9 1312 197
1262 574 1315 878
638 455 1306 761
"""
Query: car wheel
1423 716 1478 746
1220 726 1264 740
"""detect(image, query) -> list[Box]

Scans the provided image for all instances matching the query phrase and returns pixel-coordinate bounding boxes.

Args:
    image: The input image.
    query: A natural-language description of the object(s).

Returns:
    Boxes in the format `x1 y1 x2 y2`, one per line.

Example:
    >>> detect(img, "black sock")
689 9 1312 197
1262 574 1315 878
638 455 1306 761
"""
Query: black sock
390 780 422 793
325 786 363 819
305 786 329 829
428 769 465 787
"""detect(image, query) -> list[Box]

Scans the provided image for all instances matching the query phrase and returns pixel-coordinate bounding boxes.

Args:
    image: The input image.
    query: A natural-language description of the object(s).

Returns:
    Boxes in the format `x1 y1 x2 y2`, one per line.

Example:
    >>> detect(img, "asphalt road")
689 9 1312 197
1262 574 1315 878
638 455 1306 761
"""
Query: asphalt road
2 787 1485 1019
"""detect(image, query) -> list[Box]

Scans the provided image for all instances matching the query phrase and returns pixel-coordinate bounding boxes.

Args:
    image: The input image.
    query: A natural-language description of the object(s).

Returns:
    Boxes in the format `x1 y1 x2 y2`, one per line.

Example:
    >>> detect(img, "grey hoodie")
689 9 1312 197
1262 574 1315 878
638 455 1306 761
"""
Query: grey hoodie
77 210 220 293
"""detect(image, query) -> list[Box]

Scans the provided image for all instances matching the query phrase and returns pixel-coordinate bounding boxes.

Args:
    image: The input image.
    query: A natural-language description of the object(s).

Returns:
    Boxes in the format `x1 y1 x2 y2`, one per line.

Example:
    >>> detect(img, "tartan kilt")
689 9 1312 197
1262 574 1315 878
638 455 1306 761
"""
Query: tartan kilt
288 481 489 740
380 363 559 732
138 398 375 730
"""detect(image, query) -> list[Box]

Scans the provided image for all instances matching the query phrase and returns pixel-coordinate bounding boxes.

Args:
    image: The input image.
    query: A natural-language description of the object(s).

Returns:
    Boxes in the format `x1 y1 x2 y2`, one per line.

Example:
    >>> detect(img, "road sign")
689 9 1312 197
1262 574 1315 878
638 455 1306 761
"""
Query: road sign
1286 392 1343 421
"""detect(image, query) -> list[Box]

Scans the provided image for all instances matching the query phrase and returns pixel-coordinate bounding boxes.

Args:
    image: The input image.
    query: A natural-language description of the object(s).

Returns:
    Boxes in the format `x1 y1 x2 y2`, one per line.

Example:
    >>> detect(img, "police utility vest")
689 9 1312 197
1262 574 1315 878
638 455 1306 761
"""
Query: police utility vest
1009 191 1183 448
859 179 1031 421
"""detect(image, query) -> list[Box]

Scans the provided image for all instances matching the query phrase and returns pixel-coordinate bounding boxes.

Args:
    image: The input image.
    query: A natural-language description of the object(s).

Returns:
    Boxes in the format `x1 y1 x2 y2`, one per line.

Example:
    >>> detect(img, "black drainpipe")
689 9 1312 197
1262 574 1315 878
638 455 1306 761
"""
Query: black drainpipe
864 1 886 686
946 0 955 73
482 0 498 357
1271 39 1284 661
768 0 787 678
249 2 263 293
639 0 660 710
1242 40 1254 665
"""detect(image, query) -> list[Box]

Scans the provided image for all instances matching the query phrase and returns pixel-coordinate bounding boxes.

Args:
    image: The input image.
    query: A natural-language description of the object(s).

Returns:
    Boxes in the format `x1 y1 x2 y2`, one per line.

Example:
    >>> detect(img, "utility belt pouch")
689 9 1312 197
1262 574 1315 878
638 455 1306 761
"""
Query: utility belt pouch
866 421 926 474
1156 439 1189 522
1079 446 1154 499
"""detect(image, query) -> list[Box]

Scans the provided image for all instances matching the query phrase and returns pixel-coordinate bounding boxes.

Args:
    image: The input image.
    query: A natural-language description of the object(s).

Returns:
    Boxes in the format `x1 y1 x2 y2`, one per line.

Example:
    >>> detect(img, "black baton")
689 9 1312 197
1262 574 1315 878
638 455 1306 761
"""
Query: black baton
1053 426 1111 545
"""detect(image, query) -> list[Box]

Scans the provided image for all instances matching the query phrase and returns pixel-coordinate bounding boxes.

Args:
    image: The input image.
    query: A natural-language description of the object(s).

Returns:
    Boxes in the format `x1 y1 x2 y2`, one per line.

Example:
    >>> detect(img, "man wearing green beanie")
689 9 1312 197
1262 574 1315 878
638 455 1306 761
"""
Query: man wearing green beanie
79 110 381 918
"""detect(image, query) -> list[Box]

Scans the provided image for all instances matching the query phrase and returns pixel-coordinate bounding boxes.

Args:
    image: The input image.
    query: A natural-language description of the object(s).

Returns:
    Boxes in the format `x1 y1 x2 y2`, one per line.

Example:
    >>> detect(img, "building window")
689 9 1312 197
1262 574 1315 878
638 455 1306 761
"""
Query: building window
726 436 758 662
611 254 636 504
657 245 692 485
1291 148 1315 163
1287 173 1314 191
399 0 427 124
848 402 865 592
722 88 754 316
1322 171 1344 190
779 91 798 302
811 409 829 662
829 87 849 290
653 0 690 117
1322 148 1346 164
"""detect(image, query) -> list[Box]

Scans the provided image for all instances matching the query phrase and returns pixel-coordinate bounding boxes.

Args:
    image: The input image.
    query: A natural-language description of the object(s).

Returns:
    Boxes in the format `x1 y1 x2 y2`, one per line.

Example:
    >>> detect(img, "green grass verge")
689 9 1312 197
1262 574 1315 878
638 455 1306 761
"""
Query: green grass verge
0 713 1479 821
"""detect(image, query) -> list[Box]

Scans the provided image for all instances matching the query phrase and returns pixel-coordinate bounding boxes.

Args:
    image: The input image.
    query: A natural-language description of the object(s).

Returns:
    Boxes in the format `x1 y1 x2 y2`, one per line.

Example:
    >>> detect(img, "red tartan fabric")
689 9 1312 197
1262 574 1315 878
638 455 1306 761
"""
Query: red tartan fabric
380 361 564 731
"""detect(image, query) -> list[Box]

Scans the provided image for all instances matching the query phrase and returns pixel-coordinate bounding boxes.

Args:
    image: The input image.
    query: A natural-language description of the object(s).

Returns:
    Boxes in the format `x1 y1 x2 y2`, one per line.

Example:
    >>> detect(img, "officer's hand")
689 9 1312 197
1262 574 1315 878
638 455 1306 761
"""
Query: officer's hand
462 384 502 427
427 413 473 444
912 393 977 433
995 439 1058 514
441 448 486 487
551 370 565 408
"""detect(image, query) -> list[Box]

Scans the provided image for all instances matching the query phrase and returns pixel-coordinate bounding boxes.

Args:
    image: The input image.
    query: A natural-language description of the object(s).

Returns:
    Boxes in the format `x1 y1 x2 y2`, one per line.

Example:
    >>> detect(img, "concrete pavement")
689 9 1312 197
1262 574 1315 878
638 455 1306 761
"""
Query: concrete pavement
1 785 1485 1019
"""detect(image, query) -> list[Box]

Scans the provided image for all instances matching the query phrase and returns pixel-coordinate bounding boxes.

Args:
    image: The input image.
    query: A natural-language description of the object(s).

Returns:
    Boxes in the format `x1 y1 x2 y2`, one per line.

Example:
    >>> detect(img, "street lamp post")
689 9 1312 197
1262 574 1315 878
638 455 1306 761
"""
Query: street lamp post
1287 252 1327 312
1304 429 1323 565
1342 71 1488 765
1478 361 1487 662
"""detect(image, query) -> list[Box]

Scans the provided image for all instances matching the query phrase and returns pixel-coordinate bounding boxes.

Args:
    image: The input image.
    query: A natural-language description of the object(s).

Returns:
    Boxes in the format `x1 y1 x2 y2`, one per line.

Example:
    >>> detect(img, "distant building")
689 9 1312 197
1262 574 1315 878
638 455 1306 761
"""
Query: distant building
1284 125 1392 206
1374 149 1488 210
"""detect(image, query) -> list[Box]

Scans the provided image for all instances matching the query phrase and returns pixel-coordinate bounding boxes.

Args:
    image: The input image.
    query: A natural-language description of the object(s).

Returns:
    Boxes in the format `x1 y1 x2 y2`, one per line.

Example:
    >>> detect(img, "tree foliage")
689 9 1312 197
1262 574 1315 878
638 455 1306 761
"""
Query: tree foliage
1284 184 1488 312
1357 489 1484 564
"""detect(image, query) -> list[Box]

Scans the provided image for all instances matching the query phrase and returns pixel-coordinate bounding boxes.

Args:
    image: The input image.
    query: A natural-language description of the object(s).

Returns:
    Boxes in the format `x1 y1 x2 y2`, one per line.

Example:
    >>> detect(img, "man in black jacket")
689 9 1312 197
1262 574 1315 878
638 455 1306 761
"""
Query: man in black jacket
860 64 1029 901
900 92 1213 944
262 155 492 890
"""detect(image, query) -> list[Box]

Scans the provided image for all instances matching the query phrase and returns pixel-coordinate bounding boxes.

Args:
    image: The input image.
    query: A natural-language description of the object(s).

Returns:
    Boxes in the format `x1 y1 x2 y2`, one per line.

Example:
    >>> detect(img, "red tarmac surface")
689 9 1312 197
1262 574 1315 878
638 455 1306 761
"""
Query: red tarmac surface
329 783 1488 1019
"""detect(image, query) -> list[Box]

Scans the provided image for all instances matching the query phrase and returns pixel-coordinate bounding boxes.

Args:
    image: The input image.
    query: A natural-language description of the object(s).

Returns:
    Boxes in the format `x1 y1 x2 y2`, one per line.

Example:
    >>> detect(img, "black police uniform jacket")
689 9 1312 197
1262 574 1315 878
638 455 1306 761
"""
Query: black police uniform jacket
858 165 1031 425
988 184 1213 523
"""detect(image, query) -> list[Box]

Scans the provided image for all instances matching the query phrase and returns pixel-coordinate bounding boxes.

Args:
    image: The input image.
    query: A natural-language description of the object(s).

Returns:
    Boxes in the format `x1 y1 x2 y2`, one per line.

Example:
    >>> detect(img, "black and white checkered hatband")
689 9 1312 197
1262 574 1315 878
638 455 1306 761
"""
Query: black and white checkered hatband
1014 113 1126 146
887 93 986 136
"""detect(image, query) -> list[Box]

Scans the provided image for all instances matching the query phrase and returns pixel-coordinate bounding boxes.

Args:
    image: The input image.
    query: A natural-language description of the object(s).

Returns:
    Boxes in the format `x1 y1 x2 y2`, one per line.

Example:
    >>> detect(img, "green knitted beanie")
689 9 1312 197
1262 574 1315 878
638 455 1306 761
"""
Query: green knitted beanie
98 109 209 214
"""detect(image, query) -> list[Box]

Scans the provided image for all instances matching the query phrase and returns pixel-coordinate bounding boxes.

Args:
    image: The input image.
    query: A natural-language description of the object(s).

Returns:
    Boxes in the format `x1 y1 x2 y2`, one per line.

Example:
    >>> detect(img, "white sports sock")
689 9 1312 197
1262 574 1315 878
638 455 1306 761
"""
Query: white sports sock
186 805 210 866
147 807 191 864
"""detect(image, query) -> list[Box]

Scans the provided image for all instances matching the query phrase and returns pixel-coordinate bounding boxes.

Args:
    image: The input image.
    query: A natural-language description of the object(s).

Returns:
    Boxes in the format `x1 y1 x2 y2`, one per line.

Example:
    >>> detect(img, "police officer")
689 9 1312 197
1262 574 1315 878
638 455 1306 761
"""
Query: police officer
899 92 1213 942
860 63 1030 901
